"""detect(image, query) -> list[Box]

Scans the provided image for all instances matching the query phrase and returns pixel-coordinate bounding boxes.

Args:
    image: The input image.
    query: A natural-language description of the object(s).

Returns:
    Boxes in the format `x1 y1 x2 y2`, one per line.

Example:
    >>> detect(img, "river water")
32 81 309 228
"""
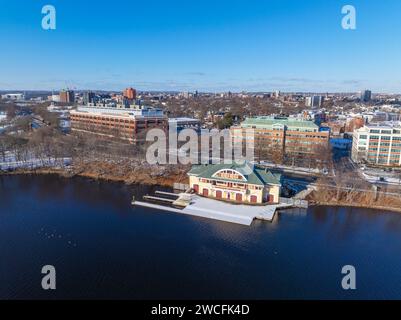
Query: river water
1 174 401 299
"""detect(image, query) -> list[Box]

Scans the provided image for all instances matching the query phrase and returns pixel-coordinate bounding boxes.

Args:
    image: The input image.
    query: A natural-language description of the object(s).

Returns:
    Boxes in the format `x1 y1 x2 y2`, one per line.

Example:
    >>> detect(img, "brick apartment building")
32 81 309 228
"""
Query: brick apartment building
59 90 75 103
123 87 137 100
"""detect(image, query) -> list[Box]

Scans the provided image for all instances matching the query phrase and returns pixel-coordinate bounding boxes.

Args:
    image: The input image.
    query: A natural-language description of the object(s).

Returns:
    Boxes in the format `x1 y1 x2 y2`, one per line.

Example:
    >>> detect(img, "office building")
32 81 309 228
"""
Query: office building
352 122 401 167
83 91 95 105
360 90 372 102
231 116 330 159
70 102 168 142
305 95 324 108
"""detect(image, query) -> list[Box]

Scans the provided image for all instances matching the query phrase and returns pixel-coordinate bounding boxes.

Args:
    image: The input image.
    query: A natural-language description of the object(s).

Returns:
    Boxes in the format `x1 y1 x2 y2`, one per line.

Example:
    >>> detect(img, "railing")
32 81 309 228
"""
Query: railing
173 183 190 191
279 197 309 208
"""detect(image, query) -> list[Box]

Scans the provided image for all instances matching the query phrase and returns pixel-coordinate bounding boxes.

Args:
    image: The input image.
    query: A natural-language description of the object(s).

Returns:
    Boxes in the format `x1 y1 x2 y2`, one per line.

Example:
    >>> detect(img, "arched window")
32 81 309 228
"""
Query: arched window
212 169 247 181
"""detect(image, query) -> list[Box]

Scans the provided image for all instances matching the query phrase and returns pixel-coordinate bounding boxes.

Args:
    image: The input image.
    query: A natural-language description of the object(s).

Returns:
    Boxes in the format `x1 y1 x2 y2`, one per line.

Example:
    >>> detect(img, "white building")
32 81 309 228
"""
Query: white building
1 93 25 101
48 94 60 102
352 122 401 167
305 95 324 108
168 117 201 133
0 111 7 122
75 102 165 118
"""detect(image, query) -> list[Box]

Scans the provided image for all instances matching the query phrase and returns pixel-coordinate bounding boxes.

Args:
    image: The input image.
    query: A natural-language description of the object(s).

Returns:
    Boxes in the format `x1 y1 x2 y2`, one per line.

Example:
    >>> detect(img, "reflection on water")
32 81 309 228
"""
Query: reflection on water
1 174 401 299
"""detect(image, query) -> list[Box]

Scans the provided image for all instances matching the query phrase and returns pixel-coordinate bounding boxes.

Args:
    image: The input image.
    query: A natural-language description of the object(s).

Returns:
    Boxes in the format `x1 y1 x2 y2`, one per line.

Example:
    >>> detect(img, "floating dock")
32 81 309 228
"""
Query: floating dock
143 195 175 203
132 193 296 226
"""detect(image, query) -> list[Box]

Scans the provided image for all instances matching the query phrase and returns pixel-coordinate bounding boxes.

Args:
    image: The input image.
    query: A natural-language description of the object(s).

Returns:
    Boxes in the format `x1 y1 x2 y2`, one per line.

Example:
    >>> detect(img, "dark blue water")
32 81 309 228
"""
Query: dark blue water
1 174 401 299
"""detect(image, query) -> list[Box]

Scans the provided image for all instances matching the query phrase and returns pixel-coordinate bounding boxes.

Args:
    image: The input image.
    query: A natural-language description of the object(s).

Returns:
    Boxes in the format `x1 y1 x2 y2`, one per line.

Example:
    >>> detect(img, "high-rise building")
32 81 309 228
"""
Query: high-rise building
305 95 324 108
59 90 75 103
352 122 401 167
123 87 137 100
83 91 95 105
360 90 372 102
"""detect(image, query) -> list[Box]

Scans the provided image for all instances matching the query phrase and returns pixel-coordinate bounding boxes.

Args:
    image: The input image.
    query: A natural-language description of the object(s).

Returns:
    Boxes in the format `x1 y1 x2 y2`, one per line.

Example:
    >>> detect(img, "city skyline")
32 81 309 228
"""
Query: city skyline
1 0 401 93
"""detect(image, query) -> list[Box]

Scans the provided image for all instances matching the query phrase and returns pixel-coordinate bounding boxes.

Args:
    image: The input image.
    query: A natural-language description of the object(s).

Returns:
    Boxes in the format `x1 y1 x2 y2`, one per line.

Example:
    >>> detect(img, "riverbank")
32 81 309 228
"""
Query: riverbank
2 164 401 214
309 201 401 214
306 184 401 215
0 160 190 187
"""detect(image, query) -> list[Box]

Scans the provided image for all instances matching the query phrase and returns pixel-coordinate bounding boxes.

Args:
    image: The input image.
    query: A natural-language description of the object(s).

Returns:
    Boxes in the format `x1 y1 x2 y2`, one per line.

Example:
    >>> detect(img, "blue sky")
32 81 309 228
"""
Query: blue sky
0 0 400 92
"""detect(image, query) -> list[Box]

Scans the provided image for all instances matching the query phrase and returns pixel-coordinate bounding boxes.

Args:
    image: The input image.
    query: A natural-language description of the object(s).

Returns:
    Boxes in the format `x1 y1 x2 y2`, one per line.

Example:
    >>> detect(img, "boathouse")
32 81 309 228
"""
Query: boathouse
188 162 282 204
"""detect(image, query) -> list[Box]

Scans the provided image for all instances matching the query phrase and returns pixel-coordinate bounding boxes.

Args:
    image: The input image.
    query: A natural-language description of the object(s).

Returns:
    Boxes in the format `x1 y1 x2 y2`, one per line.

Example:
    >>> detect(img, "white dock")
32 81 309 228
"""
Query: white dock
133 201 185 214
155 191 179 197
143 195 175 203
132 194 294 226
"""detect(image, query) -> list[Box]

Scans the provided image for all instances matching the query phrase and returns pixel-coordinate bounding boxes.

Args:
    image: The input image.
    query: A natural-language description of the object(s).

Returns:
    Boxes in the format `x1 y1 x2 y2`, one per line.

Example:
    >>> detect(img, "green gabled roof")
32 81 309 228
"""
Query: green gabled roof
188 162 282 186
240 116 319 131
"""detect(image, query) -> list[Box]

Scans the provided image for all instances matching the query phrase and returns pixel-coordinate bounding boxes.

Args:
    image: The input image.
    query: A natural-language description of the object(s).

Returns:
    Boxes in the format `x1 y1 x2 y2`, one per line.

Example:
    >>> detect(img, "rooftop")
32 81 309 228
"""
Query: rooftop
188 162 282 186
365 121 401 129
168 117 200 122
239 116 319 131
72 103 165 118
